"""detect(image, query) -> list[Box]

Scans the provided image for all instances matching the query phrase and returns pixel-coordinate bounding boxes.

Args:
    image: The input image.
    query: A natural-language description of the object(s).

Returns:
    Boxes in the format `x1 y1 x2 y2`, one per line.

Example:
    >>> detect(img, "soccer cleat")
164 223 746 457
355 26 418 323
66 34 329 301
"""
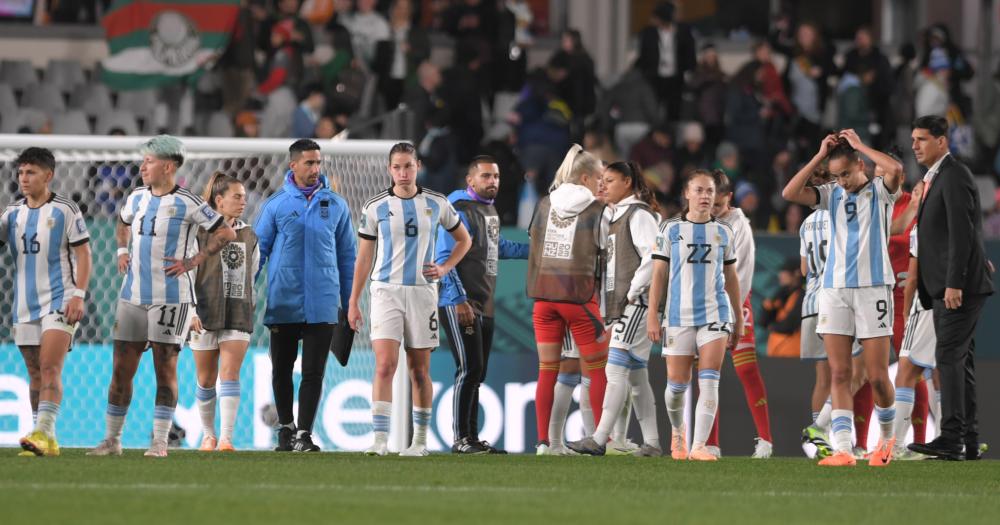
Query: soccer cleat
292 432 321 452
852 446 869 460
18 450 36 457
45 435 60 457
477 440 508 454
893 447 928 461
199 435 217 452
705 445 722 458
19 431 50 457
217 439 235 452
567 437 606 456
400 444 429 457
633 444 663 457
87 438 123 457
868 437 895 467
819 451 857 466
801 425 833 458
535 443 550 456
548 443 580 456
144 441 168 458
451 437 489 455
670 427 688 460
688 445 718 461
365 440 389 456
752 438 773 459
274 426 295 452
607 438 640 456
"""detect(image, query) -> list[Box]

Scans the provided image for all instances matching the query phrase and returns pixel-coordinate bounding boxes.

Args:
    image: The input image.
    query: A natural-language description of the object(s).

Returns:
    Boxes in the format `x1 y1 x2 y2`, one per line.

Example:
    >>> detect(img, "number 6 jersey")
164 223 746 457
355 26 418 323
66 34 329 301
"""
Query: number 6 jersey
652 216 737 327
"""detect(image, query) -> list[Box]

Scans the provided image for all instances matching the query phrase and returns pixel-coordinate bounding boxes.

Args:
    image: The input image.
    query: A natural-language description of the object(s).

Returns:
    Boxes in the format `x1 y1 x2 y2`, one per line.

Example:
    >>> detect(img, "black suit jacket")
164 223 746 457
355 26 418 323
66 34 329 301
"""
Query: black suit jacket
635 24 696 82
916 154 994 307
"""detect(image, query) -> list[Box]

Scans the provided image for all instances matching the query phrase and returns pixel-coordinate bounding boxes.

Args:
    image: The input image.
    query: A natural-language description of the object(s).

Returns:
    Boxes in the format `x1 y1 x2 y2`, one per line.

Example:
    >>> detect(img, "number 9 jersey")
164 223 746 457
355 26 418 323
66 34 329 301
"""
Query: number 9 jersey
652 217 737 328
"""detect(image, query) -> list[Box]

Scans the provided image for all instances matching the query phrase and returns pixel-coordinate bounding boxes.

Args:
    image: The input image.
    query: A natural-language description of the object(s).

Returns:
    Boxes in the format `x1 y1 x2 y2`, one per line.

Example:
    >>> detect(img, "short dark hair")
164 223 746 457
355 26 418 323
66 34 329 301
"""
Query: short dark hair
289 139 321 160
15 147 56 172
827 138 860 163
388 142 417 163
468 155 498 174
913 115 948 138
653 2 675 23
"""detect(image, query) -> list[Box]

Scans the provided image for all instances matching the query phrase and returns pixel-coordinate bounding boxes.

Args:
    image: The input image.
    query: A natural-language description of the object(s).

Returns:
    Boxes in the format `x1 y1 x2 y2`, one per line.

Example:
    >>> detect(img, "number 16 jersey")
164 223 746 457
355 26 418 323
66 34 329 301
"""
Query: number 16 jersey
652 217 736 328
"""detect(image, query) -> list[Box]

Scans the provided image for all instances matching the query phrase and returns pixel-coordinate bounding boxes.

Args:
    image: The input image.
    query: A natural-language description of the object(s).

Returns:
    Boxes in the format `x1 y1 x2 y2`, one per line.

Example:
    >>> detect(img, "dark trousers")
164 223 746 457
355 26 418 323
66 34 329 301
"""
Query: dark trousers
440 305 495 441
933 294 986 446
269 323 336 433
651 75 684 122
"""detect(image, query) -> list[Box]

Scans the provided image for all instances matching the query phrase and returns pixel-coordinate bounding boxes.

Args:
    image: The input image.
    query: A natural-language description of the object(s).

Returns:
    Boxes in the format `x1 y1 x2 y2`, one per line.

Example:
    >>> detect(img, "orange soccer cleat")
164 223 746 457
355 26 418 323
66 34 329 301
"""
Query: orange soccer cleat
688 446 718 462
868 437 896 467
819 451 857 466
199 435 217 452
671 427 689 460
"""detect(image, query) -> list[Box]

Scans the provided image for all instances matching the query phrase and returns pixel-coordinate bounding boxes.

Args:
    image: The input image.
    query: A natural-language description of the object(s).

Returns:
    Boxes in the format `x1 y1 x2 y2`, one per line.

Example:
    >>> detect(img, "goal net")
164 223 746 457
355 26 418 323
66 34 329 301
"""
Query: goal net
0 135 395 451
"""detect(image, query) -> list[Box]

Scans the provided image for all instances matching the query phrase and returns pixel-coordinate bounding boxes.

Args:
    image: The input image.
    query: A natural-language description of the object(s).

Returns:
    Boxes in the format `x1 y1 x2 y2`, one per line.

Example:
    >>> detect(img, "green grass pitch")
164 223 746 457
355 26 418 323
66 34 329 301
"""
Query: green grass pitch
3 449 1000 524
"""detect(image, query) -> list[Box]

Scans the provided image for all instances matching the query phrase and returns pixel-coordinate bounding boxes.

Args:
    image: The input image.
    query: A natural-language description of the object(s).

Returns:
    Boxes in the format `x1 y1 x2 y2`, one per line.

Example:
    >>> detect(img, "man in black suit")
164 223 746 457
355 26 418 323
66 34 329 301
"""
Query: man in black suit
635 2 696 122
908 115 994 460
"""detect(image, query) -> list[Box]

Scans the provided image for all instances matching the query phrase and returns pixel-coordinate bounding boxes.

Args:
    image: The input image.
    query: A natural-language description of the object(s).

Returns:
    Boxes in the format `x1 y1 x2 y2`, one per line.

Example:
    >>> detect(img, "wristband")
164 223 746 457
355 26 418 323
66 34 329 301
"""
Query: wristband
71 289 87 299
117 247 129 257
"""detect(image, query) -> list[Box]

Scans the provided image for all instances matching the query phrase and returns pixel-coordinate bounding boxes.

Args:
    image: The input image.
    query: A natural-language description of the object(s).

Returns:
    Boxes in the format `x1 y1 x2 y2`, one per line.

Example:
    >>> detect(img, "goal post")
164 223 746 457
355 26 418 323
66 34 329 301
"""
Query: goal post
0 134 410 451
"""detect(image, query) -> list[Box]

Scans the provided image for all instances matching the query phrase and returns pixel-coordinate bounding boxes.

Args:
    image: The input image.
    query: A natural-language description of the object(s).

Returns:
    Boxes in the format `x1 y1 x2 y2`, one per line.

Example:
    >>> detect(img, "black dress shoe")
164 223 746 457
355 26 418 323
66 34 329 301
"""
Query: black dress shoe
909 438 965 461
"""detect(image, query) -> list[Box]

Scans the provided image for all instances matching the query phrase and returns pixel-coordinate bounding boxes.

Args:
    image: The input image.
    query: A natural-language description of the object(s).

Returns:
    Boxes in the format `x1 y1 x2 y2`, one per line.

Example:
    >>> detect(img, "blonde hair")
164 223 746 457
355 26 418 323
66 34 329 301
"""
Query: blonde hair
549 144 602 192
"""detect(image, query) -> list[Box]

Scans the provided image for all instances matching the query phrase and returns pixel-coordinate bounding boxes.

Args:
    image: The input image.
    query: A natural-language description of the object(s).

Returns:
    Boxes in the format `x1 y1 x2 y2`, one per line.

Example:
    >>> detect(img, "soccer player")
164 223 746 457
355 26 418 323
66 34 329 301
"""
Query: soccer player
349 142 471 457
437 155 528 454
647 169 743 461
782 130 904 466
254 139 356 452
569 161 662 457
526 145 609 456
1 147 92 457
89 135 236 458
705 169 772 459
189 172 259 452
548 336 590 455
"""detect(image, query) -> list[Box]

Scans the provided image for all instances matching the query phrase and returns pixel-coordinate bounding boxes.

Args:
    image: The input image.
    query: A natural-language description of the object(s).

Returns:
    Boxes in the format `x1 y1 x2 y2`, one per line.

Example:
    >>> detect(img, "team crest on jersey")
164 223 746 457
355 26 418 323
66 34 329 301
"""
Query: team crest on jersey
424 208 433 216
46 217 56 228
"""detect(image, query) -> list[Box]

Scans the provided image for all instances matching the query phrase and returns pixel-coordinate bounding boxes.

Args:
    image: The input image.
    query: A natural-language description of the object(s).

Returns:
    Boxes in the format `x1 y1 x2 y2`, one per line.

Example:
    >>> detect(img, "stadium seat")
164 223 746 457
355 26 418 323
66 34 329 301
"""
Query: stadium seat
260 87 296 138
206 111 234 137
95 109 140 136
52 109 92 135
0 59 39 91
117 88 159 117
0 108 50 134
70 83 113 118
23 83 67 113
45 59 87 94
0 83 16 116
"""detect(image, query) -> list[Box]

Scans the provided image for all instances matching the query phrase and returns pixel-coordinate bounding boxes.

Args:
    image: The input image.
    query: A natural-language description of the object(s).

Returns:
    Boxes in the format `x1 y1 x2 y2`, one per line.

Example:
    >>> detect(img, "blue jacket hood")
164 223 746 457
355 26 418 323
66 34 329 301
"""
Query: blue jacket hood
282 171 331 194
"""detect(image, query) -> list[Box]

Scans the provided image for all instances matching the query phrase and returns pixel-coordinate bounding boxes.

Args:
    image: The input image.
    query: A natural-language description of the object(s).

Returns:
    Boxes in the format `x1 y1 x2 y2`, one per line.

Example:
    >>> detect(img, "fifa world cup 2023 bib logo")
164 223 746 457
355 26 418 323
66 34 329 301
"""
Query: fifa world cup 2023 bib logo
221 242 247 299
149 11 200 68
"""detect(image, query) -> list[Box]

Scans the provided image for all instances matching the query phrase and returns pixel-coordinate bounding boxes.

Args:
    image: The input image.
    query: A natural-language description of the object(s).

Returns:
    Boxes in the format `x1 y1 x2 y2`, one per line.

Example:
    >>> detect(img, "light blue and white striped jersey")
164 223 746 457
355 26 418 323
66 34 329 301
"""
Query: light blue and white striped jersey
358 186 460 286
799 209 830 317
814 177 898 289
652 217 736 327
907 225 929 314
119 185 224 305
0 194 90 323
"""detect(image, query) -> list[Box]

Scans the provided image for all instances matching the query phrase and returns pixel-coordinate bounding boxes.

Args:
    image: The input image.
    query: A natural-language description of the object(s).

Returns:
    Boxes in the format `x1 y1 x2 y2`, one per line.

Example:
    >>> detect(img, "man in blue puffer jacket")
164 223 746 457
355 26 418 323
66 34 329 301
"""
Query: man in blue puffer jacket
254 139 357 452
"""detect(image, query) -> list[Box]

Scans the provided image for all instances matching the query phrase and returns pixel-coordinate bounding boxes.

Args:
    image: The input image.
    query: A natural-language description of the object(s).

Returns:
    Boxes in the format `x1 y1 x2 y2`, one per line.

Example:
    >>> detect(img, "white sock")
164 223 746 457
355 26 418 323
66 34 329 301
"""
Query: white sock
579 375 595 436
664 381 688 431
550 373 578 446
152 405 174 446
219 380 240 442
196 383 217 439
372 400 391 444
593 363 629 443
893 387 915 445
692 370 720 448
611 393 632 444
629 367 659 449
411 407 431 447
875 404 896 441
105 403 127 441
831 409 854 453
815 398 833 431
32 411 37 425
36 400 59 436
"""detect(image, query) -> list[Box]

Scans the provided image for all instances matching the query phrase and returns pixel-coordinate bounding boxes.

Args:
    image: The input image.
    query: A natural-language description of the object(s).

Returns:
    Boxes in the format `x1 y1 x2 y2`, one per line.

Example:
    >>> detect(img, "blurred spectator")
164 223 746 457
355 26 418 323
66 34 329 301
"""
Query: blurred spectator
315 114 337 138
344 0 390 66
629 124 674 172
495 0 533 91
984 189 1000 239
893 43 919 135
675 121 709 174
553 29 597 137
914 48 950 118
635 2 696 122
402 61 444 144
292 84 326 137
597 63 658 156
753 40 793 127
691 43 727 148
725 62 765 176
644 162 680 215
480 122 525 224
766 148 794 223
844 27 894 147
258 0 315 91
920 23 974 116
444 0 498 103
373 0 430 110
442 45 488 163
734 180 760 223
583 127 618 164
257 20 299 96
235 111 260 138
217 0 261 118
973 63 1000 164
323 0 357 58
714 141 742 185
761 258 803 358
837 64 872 143
418 108 459 193
783 202 807 234
512 56 572 192
771 21 836 151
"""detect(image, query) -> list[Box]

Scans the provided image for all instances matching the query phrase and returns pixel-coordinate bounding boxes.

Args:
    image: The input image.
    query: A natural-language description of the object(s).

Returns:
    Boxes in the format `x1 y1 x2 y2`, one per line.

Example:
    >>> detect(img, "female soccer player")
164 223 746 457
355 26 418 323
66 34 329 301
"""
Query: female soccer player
647 169 743 461
783 130 904 466
189 172 258 452
349 142 471 457
569 161 662 457
527 145 609 456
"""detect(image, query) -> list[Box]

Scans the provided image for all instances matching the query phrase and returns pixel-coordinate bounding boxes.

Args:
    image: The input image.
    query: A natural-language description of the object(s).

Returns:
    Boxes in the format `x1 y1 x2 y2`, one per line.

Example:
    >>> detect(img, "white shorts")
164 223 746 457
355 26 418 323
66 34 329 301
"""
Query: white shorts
816 286 894 339
369 281 439 349
113 300 194 346
609 304 653 362
13 311 77 347
801 315 864 360
663 323 731 357
189 329 251 351
560 330 579 359
900 308 936 369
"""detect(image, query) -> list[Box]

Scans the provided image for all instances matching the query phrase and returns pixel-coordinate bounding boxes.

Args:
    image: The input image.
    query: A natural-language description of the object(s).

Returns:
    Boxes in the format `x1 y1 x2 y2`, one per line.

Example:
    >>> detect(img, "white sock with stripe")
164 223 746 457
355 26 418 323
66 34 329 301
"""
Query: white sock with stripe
664 381 688 431
152 405 174 446
593 361 629 443
692 370 720 448
831 409 854 453
411 407 431 447
372 400 391 445
196 383 217 439
105 404 128 442
629 367 659 449
36 400 59 436
219 380 240 442
550 373 579 446
875 404 896 441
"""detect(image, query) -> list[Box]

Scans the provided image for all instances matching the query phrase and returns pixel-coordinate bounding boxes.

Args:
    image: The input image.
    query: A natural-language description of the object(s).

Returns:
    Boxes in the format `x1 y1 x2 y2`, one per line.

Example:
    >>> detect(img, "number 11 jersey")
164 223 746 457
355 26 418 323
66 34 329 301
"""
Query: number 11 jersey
652 217 737 328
